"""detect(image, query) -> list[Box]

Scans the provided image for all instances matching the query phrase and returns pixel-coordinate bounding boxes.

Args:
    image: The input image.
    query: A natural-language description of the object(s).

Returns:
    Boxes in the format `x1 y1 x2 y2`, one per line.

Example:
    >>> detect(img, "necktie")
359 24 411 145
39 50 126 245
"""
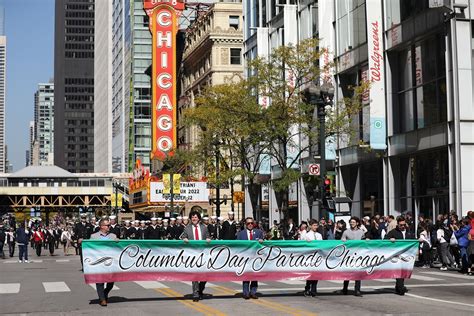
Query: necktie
194 225 199 240
249 230 253 240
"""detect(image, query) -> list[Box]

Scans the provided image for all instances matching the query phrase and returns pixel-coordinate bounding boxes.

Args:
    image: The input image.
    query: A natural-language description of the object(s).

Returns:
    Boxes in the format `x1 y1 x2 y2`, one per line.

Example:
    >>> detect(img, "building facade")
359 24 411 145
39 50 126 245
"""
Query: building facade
243 0 474 223
0 7 6 173
54 0 95 173
179 1 244 149
94 0 113 173
34 83 55 166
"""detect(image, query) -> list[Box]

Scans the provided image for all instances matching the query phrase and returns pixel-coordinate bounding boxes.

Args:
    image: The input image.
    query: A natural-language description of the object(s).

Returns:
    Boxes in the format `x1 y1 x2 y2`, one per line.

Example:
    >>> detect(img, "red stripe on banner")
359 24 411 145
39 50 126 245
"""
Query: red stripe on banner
84 269 413 284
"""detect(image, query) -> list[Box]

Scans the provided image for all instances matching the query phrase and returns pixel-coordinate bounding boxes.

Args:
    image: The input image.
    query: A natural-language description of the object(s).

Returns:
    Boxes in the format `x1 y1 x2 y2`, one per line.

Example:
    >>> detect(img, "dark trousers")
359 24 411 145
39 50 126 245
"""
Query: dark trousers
305 280 318 295
8 242 15 257
96 283 114 301
242 281 258 296
35 242 42 256
48 241 55 255
0 243 5 258
395 278 405 290
343 280 361 291
192 281 206 298
55 238 60 249
18 244 28 261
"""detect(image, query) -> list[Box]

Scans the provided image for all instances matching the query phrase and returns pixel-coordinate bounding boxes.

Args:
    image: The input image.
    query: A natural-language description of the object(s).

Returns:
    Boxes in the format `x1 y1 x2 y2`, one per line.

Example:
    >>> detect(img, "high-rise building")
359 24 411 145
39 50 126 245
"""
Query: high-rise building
0 6 6 173
94 0 113 173
243 0 474 221
54 0 95 173
28 121 36 166
34 83 55 166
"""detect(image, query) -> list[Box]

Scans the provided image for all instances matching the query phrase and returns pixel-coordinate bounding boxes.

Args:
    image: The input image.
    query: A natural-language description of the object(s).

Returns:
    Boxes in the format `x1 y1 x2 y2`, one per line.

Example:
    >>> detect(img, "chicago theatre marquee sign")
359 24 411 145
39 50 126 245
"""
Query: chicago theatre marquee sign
144 0 185 160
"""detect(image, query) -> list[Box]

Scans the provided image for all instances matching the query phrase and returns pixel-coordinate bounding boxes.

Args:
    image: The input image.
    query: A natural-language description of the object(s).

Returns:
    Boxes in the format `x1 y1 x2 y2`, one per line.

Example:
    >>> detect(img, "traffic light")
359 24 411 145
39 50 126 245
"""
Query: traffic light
324 176 332 198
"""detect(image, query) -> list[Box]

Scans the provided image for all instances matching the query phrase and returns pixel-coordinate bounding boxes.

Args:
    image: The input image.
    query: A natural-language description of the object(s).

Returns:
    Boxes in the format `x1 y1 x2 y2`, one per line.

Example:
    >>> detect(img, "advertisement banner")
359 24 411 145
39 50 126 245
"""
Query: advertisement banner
367 0 387 150
83 240 418 283
150 181 209 202
144 1 185 160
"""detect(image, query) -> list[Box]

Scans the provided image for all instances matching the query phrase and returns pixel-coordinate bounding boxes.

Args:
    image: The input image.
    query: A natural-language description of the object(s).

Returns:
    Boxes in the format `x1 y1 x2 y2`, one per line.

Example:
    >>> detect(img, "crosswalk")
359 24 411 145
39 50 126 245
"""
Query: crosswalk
1 271 472 295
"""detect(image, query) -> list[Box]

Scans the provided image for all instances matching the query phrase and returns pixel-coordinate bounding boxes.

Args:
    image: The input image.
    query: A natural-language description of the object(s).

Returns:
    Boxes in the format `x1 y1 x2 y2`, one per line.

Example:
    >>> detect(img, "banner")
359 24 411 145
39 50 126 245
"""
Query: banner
367 0 387 150
150 181 209 202
83 240 418 284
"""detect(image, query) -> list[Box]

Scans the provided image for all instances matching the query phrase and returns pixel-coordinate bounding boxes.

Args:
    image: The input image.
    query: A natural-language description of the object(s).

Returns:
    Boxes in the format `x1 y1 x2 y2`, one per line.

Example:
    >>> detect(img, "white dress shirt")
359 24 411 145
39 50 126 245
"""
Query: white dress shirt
305 230 323 241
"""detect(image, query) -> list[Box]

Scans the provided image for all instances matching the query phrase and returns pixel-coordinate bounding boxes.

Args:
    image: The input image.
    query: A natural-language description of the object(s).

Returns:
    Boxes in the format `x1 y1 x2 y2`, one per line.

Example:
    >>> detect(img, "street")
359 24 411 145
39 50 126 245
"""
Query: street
1 250 473 315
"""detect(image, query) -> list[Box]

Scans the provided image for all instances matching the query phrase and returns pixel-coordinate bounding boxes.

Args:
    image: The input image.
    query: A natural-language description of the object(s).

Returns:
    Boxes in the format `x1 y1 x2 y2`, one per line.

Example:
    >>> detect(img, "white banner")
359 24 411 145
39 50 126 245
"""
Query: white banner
150 182 209 202
367 0 387 150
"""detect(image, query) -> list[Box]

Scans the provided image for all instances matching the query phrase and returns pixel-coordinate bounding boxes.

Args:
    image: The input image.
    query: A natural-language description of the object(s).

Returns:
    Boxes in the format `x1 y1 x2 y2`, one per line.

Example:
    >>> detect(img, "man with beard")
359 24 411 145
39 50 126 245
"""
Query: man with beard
221 212 237 240
146 217 161 239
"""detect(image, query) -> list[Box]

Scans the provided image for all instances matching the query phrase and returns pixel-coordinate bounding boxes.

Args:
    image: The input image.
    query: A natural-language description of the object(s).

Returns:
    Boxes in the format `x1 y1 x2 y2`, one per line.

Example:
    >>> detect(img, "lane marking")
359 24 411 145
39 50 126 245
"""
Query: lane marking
406 293 474 308
89 284 120 291
409 275 442 281
55 259 70 263
134 281 168 289
180 281 218 287
213 285 316 316
231 281 268 286
0 283 20 294
43 282 70 293
256 282 474 292
4 260 17 264
156 287 227 316
420 271 473 280
278 280 307 285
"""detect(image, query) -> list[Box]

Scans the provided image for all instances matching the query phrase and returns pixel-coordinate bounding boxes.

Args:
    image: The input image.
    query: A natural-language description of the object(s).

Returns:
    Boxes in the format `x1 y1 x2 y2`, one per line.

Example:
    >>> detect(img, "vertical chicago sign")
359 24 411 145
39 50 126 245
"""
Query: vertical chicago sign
144 0 184 160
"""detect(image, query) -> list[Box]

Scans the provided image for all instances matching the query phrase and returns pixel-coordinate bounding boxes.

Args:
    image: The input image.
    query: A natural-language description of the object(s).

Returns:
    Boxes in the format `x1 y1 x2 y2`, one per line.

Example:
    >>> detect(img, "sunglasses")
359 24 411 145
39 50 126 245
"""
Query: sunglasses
246 222 254 225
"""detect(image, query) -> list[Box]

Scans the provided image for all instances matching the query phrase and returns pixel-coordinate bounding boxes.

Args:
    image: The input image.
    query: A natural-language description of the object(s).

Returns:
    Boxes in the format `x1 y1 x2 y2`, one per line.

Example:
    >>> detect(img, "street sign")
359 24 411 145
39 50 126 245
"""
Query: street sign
308 163 320 176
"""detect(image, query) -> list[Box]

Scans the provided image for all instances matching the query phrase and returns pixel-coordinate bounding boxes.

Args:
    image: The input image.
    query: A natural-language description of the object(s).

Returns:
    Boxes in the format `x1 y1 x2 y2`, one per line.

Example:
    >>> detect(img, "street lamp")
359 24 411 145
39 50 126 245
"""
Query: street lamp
303 81 334 219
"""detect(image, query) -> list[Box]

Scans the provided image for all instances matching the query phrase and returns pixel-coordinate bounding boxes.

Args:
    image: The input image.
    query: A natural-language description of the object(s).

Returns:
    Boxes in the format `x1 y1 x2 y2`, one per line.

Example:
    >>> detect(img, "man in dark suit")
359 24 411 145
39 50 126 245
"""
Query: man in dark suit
283 218 298 240
237 217 264 299
385 216 415 296
180 211 211 302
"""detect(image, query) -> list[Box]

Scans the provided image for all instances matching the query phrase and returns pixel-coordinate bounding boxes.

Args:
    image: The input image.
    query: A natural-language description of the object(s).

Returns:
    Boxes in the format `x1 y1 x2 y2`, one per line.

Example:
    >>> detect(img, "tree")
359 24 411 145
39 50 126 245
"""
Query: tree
184 38 367 217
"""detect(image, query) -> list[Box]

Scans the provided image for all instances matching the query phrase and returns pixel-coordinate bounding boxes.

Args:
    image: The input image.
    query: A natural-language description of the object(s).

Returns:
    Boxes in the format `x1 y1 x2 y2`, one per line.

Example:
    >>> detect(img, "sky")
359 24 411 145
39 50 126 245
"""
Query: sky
1 0 54 171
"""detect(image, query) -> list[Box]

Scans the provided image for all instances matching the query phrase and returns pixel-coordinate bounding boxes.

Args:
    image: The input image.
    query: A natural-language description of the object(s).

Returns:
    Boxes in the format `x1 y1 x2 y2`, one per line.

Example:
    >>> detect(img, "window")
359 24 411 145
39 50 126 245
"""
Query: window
336 0 367 56
392 33 447 133
229 15 239 30
230 48 241 65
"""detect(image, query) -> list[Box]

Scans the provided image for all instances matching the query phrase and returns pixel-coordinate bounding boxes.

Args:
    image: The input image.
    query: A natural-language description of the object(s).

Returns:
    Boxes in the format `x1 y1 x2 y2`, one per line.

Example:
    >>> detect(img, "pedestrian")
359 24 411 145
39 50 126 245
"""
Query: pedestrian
436 221 455 270
237 217 264 299
91 218 119 307
385 216 415 295
304 219 322 298
180 211 211 302
46 226 56 256
336 216 364 297
418 222 432 268
6 227 16 257
453 218 472 274
61 227 73 256
283 218 297 240
0 223 6 259
33 228 45 256
54 225 62 249
74 214 93 270
16 223 30 263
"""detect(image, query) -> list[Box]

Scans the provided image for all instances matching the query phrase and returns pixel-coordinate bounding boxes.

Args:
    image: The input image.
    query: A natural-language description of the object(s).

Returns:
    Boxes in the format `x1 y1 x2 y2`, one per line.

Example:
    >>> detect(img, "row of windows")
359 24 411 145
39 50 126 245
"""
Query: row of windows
65 78 93 85
65 4 94 11
65 43 94 50
65 12 94 19
66 19 94 27
66 103 93 110
65 94 94 102
65 51 94 58
65 86 93 93
66 35 93 42
66 27 94 35
67 119 91 126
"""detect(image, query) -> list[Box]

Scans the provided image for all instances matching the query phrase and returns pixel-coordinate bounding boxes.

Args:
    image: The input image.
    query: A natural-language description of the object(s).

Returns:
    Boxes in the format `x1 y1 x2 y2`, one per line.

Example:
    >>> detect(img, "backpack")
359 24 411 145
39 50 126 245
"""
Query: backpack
443 228 453 243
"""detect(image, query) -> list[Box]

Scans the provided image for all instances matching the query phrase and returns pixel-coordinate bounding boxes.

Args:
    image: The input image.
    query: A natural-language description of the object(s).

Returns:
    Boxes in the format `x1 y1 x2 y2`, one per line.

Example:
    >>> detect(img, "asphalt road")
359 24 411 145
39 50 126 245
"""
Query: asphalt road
1 247 473 316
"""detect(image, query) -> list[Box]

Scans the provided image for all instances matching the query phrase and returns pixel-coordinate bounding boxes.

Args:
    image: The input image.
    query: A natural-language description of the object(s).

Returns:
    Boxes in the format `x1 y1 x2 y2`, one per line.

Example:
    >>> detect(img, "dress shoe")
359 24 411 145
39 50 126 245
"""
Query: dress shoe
99 300 107 307
192 297 199 302
395 287 406 296
303 290 311 297
354 290 362 297
311 292 317 298
243 295 250 300
250 294 258 299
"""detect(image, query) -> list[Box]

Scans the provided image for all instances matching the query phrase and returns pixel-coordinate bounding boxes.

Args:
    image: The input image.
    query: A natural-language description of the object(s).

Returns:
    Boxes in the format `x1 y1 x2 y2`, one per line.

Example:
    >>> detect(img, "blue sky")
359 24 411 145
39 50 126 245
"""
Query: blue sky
1 0 54 171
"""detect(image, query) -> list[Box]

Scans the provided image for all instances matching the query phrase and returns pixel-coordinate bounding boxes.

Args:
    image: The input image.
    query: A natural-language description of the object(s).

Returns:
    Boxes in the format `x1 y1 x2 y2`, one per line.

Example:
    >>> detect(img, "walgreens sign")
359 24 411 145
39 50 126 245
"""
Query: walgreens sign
144 0 184 160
